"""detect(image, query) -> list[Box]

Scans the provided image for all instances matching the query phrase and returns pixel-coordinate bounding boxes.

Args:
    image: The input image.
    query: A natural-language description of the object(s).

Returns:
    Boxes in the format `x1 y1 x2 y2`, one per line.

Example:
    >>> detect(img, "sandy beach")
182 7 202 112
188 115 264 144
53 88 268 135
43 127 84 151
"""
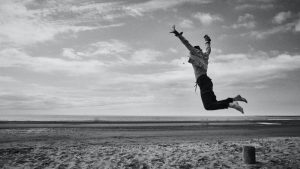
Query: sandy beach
0 120 300 169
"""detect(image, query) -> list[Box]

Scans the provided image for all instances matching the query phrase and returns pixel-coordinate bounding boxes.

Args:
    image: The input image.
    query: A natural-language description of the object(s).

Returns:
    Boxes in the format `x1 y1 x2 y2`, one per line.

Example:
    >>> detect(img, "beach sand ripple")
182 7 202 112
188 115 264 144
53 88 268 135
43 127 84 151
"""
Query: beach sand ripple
0 137 299 169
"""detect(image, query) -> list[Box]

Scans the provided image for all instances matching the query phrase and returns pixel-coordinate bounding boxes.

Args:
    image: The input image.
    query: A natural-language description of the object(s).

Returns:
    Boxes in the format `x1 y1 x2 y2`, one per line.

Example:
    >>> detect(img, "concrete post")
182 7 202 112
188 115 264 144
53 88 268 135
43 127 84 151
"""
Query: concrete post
243 146 256 164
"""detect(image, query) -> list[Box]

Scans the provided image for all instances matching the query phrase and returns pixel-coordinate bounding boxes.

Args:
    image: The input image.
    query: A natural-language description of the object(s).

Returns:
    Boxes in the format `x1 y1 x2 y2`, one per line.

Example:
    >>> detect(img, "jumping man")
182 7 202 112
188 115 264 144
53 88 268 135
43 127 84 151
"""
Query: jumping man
170 25 247 114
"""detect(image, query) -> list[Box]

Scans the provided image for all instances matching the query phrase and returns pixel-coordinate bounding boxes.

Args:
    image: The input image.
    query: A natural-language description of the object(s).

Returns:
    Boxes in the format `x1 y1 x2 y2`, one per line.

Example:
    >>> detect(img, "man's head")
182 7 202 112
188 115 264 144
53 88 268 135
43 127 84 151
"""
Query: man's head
194 46 202 51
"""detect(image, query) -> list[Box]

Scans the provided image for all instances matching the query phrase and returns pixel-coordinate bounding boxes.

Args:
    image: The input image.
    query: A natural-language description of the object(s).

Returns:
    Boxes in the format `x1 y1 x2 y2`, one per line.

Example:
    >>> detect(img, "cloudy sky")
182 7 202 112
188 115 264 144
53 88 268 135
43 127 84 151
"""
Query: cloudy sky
1 0 300 119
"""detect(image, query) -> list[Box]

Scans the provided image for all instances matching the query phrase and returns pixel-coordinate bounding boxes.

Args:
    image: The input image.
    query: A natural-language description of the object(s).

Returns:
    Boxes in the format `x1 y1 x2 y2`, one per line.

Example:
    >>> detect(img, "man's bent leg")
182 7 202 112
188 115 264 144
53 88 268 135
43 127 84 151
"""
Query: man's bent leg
201 92 233 110
197 74 233 110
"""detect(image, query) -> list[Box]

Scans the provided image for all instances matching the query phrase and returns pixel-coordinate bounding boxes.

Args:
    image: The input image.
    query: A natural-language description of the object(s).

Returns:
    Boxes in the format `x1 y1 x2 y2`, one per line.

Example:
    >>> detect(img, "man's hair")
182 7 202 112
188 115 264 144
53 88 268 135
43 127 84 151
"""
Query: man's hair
194 46 201 50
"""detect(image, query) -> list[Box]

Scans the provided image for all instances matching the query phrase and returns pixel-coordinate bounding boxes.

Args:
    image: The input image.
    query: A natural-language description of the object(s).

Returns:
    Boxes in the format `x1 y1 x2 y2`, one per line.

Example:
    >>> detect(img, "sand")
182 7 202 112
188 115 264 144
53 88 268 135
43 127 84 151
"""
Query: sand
0 123 300 169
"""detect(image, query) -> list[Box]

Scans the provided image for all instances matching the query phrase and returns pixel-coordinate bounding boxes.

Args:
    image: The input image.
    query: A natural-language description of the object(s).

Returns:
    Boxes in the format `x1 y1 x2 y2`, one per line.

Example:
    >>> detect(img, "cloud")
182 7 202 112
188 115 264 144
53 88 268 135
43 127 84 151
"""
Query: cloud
232 13 256 29
244 22 295 39
62 40 131 65
110 50 299 90
0 48 104 75
103 48 168 75
292 14 300 32
168 48 178 53
234 0 275 10
209 52 300 87
0 78 156 110
0 92 155 110
235 3 274 10
0 76 17 82
272 11 292 24
61 40 166 66
179 19 194 28
0 0 127 47
242 13 300 38
130 49 162 64
295 19 300 31
0 1 99 46
193 12 223 25
123 0 212 17
62 48 83 60
3 51 300 110
65 1 125 21
0 0 214 46
31 0 212 22
87 40 131 56
28 1 127 24
0 93 68 110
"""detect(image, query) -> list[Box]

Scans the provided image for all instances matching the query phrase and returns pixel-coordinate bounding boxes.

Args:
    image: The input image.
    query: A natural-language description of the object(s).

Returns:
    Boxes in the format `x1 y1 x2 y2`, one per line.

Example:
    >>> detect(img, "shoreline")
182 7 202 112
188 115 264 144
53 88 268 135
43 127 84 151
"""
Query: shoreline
0 119 299 130
1 124 300 144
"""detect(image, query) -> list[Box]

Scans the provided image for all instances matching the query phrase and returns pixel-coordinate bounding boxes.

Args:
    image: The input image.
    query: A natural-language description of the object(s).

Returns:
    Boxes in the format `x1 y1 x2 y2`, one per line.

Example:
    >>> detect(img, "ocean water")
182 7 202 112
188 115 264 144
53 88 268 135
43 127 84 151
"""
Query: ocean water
1 114 300 121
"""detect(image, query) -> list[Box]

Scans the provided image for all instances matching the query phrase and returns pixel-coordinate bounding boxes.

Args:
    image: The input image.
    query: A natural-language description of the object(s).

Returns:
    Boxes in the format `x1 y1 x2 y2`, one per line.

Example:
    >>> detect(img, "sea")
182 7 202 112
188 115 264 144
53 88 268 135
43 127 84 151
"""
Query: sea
1 114 300 122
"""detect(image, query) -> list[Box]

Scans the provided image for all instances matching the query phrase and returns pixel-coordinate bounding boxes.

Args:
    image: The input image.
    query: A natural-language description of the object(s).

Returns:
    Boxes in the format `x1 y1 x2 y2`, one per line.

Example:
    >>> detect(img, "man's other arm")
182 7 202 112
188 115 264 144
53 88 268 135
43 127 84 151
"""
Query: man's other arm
203 35 211 59
170 25 198 53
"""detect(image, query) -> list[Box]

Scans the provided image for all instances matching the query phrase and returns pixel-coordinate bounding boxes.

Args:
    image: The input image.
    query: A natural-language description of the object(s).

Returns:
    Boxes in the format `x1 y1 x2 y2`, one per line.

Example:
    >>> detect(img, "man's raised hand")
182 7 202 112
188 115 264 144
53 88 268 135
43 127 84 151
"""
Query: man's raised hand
170 25 182 36
204 34 211 43
170 25 177 34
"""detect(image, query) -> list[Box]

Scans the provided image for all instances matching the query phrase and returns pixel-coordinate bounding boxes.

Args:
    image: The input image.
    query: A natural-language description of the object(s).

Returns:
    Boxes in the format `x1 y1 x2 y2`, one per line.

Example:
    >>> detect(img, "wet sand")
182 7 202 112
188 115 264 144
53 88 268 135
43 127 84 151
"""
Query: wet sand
0 120 300 168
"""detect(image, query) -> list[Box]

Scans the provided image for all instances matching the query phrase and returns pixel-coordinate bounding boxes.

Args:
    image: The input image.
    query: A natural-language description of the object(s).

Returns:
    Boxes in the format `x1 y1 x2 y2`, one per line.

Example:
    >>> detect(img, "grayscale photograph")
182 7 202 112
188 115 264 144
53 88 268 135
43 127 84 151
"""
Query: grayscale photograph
0 0 300 168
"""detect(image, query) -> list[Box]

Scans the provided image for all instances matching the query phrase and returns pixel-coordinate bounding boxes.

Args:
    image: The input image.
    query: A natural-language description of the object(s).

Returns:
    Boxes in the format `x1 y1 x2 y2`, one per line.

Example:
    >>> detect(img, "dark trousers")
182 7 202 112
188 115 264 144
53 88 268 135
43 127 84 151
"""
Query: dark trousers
197 74 233 110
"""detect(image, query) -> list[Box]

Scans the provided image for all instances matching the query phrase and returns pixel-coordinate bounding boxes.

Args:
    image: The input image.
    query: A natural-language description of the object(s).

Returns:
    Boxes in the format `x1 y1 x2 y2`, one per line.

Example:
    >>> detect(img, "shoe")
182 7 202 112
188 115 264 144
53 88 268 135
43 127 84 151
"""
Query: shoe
235 95 248 103
230 101 244 114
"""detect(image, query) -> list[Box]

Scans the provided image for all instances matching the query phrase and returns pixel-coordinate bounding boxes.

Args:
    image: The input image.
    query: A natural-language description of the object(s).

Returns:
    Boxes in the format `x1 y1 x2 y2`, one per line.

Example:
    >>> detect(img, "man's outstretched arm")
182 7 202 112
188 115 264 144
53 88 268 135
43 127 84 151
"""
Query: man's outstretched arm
170 25 197 53
203 35 211 58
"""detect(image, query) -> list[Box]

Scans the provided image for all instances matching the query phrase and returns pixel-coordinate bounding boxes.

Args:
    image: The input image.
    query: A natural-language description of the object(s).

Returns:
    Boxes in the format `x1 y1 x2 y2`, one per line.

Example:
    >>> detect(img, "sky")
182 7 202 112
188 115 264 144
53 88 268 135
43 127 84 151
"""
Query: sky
0 0 300 119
